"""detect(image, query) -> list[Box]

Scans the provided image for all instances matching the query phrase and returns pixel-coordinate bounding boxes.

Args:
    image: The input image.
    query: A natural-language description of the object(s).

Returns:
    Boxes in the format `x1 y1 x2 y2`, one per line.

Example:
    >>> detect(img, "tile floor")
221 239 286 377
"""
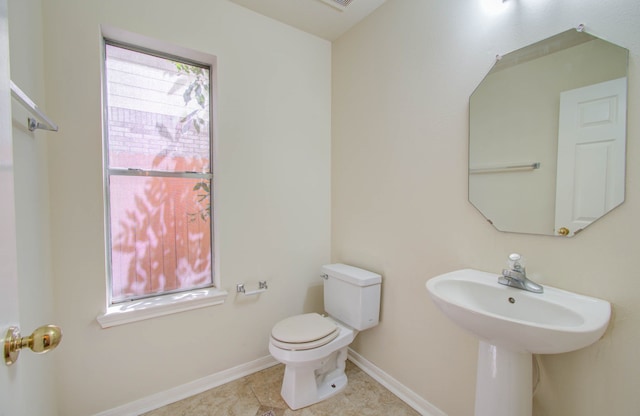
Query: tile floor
143 360 420 416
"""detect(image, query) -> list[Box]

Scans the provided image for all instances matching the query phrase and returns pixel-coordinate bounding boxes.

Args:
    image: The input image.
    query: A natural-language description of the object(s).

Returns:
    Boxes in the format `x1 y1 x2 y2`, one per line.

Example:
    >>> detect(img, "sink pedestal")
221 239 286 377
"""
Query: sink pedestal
475 341 532 416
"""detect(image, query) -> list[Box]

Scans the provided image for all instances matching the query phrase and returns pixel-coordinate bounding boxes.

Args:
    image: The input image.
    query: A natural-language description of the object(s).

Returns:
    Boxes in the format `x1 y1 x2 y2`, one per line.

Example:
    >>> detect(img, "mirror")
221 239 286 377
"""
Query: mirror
469 27 628 237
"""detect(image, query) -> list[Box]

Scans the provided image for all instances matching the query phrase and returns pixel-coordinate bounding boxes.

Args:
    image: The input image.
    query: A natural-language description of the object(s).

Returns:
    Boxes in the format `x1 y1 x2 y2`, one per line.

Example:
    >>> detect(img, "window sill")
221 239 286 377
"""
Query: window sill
96 288 228 328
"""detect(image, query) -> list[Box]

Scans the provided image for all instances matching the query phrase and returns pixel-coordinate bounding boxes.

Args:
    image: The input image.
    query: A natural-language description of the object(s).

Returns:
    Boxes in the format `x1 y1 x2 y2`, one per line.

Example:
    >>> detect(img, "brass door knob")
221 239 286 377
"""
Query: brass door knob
557 227 570 236
4 325 62 366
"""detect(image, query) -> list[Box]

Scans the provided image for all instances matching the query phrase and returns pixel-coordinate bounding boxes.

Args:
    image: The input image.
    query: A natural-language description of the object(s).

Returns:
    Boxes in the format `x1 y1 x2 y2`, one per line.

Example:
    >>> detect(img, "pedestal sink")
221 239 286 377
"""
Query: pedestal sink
426 269 611 416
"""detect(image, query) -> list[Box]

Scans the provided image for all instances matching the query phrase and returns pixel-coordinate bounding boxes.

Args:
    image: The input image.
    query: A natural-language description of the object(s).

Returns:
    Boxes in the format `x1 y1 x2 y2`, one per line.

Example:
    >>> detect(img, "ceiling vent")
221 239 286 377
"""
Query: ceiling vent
318 0 355 11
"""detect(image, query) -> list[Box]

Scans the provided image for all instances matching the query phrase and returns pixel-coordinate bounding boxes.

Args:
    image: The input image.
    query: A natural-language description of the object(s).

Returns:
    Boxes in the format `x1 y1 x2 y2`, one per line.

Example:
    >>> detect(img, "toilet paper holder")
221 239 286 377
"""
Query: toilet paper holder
236 281 268 296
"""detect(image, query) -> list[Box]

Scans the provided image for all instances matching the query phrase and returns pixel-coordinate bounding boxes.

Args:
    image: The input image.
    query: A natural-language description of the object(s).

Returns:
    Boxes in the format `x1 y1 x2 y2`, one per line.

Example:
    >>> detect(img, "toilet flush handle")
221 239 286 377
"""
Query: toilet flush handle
320 274 328 280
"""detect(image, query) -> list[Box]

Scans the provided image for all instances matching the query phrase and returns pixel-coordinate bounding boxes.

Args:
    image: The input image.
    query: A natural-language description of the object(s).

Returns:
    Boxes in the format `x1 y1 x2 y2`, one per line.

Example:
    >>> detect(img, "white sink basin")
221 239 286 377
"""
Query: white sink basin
426 269 611 354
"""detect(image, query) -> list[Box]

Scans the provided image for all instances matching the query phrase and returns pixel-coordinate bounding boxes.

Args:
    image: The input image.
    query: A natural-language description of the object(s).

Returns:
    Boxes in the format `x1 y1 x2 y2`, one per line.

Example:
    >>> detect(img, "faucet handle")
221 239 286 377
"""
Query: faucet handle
508 253 524 270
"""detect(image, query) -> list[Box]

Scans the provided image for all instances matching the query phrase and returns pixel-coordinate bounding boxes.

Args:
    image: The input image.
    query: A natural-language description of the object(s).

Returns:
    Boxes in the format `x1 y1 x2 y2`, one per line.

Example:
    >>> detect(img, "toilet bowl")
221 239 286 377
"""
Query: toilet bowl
269 264 382 410
269 314 356 409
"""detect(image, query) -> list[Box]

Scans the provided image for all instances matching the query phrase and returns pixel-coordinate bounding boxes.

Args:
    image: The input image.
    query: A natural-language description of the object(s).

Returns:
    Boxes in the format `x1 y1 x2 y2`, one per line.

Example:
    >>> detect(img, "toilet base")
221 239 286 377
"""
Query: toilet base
280 347 349 410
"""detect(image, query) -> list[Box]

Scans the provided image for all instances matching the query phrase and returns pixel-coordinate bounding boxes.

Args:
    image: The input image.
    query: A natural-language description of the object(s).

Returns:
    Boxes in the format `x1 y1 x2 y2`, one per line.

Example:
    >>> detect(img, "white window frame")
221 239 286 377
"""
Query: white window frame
97 26 225 328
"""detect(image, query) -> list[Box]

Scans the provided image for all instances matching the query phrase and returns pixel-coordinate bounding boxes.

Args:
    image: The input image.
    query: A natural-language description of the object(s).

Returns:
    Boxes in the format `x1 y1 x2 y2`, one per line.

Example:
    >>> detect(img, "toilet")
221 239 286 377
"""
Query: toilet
269 263 382 410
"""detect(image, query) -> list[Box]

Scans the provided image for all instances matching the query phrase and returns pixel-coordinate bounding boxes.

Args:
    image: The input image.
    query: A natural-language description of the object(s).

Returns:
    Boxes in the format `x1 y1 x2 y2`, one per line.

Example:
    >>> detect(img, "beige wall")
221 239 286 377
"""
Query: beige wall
39 1 331 415
333 0 640 415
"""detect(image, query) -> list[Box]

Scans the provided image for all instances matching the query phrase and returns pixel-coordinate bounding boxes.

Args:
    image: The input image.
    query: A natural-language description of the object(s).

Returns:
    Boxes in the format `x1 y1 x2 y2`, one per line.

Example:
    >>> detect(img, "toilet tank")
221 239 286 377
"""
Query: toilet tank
322 264 381 331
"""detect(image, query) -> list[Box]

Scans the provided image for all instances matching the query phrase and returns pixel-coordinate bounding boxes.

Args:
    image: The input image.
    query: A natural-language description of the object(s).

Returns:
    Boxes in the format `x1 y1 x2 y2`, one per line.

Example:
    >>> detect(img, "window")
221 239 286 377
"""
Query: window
98 36 223 327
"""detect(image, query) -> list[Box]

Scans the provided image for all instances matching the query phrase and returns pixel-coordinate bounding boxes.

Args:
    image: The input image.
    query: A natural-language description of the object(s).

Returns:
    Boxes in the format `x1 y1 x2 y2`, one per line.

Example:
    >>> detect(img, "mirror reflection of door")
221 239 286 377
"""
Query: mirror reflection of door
554 77 627 236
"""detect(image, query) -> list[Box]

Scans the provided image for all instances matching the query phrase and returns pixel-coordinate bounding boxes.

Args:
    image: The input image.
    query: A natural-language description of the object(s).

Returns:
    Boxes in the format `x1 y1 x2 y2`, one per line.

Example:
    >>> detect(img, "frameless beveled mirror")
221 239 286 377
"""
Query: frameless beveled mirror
469 27 629 237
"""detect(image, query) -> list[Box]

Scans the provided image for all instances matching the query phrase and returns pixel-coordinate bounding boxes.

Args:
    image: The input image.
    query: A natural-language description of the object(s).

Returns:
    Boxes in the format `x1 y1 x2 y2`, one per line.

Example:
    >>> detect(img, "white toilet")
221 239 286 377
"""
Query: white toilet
269 263 382 410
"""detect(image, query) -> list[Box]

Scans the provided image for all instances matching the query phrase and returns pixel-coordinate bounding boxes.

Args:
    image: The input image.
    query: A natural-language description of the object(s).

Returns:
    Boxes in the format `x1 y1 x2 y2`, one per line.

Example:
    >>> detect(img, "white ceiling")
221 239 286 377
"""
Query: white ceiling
229 0 387 41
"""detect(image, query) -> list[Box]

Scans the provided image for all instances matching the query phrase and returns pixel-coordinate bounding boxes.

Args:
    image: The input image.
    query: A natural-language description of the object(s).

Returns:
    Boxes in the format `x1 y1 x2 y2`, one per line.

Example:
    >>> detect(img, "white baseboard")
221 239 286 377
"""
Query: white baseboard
93 355 279 416
95 350 445 416
347 348 447 416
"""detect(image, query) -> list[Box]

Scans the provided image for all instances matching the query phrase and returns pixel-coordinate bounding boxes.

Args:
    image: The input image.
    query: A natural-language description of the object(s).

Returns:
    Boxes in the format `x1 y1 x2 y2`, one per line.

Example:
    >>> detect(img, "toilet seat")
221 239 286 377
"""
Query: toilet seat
271 313 339 351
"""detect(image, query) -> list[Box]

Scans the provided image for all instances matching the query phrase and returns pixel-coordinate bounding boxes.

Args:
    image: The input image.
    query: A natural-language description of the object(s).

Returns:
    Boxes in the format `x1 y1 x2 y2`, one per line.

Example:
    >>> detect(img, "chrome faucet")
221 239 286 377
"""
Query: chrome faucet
498 253 543 293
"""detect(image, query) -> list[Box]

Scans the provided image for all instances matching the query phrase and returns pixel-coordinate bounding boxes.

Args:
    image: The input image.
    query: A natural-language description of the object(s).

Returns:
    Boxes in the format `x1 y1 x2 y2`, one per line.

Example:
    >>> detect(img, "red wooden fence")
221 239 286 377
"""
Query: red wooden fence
109 155 211 302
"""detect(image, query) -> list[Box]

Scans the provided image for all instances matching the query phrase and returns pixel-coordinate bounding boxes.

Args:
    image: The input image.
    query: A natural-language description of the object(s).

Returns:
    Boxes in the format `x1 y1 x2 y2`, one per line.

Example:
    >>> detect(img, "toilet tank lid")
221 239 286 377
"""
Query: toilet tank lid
322 264 381 286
